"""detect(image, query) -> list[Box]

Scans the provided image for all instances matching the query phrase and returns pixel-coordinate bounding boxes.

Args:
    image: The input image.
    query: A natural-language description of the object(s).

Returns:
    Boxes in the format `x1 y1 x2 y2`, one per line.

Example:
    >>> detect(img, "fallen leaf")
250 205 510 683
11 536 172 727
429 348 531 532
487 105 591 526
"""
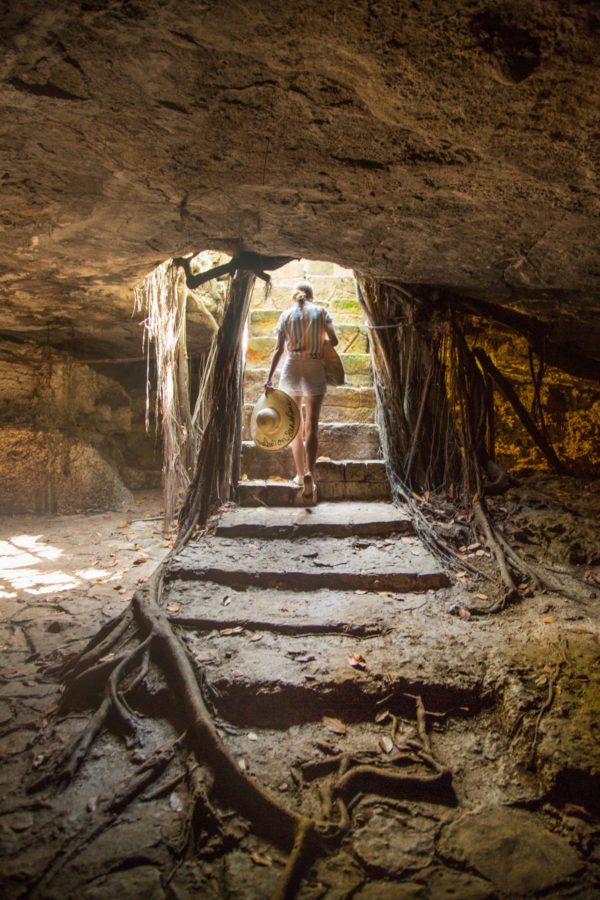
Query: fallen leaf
375 710 390 724
238 757 250 771
348 654 367 670
99 653 115 662
379 735 394 754
543 615 556 623
459 608 471 620
166 603 180 613
249 633 263 643
535 675 548 686
467 542 481 551
0 669 18 676
247 732 258 741
120 595 133 603
251 852 272 867
568 627 593 635
355 589 368 595
169 792 183 812
109 558 119 567
221 595 231 606
323 716 346 735
455 571 468 578
133 557 147 565
219 626 243 636
476 593 488 601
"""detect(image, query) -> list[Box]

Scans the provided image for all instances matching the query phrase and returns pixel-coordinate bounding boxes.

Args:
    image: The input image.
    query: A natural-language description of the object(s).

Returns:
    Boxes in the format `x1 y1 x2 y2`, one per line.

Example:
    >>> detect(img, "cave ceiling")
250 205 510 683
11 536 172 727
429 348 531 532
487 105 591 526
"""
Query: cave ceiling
1 0 600 362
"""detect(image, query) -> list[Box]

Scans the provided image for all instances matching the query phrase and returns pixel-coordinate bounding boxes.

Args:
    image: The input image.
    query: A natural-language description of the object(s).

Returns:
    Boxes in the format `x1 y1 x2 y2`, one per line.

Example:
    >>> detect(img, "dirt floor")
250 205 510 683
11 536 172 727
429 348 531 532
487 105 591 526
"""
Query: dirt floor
0 478 599 899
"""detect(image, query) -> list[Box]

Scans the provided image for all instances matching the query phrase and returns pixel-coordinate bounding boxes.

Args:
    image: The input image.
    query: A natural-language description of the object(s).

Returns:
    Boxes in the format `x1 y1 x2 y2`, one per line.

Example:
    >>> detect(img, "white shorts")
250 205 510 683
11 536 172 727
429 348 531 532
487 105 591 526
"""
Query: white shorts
279 355 327 397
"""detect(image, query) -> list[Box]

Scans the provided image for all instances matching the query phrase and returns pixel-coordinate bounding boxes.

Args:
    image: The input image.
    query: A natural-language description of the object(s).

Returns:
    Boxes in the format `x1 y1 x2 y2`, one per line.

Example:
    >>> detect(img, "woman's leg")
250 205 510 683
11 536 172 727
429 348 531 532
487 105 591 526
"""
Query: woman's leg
290 395 305 480
304 393 324 478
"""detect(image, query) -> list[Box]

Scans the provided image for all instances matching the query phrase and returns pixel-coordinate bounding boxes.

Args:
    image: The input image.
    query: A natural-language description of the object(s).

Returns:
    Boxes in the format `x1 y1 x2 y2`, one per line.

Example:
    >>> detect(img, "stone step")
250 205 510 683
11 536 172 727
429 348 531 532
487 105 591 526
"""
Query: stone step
241 424 380 478
214 501 413 538
242 401 375 438
252 274 357 308
243 368 376 406
244 354 372 387
246 336 370 367
238 459 389 504
250 307 364 336
168 534 449 594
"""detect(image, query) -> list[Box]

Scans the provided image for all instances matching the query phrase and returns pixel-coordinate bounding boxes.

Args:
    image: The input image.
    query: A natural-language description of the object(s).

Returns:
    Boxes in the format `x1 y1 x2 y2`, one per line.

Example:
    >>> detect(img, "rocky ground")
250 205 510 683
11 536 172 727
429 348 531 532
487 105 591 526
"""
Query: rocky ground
0 478 599 899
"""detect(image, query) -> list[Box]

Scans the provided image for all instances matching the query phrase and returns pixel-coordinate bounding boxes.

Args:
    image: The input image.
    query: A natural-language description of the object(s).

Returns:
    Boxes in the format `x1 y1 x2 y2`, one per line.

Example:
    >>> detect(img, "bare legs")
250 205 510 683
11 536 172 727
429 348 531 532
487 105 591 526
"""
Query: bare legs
304 393 324 478
291 395 305 481
291 394 324 498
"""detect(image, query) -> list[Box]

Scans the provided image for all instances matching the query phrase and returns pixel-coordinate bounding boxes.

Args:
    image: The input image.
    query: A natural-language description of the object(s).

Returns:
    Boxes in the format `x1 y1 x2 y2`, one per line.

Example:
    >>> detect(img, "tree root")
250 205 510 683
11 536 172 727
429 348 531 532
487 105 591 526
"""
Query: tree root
333 764 455 806
472 497 595 610
273 817 315 900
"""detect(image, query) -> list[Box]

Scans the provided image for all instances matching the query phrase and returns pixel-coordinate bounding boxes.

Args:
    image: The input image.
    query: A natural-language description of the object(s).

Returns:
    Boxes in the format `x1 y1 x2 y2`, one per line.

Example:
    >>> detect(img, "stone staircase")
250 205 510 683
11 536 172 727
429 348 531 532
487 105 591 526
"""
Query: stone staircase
239 262 388 505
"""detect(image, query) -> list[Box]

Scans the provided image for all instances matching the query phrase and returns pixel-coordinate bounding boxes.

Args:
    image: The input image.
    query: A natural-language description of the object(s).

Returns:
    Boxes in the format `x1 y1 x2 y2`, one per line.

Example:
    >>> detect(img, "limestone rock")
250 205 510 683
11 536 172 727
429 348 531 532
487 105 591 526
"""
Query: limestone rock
0 428 133 514
438 805 582 895
352 809 437 876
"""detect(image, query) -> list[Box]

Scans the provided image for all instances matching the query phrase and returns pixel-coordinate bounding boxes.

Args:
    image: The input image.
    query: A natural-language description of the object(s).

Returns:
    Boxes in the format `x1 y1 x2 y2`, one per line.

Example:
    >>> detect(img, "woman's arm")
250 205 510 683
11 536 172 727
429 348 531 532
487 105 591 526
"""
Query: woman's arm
325 319 339 347
264 331 286 392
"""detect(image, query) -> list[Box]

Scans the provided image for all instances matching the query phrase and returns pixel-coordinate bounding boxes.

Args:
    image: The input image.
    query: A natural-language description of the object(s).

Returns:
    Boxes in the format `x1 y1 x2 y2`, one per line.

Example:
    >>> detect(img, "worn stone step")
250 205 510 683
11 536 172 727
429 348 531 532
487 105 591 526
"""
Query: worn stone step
244 355 372 387
168 535 449 594
238 459 389 504
246 336 370 367
243 368 376 407
214 501 413 538
241 424 380 479
252 274 357 308
250 308 364 337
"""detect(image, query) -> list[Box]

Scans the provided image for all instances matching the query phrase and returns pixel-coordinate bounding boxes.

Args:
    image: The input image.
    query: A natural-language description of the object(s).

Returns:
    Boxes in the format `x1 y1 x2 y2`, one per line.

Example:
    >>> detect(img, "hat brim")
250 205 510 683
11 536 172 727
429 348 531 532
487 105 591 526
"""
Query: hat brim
251 389 300 451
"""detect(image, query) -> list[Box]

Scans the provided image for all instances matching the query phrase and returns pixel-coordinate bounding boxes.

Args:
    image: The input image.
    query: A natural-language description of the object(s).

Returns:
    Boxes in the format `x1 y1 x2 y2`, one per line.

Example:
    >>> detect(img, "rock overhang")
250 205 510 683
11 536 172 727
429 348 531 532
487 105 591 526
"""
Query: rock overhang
1 0 600 357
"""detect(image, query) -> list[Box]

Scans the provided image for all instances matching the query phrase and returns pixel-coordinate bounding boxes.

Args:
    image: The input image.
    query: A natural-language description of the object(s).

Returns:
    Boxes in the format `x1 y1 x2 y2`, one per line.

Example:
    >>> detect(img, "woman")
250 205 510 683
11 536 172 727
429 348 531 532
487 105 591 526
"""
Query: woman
264 280 339 502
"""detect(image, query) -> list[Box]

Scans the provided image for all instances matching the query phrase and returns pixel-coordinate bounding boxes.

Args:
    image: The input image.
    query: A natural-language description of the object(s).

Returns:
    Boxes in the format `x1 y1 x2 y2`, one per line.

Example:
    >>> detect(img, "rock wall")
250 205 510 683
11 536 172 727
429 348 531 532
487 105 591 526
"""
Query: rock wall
0 340 160 512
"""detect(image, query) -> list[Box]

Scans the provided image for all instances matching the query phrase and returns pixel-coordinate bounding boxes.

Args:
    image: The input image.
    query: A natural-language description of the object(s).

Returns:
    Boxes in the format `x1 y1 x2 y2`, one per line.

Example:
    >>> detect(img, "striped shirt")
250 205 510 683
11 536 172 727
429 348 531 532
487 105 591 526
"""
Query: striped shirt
275 303 332 359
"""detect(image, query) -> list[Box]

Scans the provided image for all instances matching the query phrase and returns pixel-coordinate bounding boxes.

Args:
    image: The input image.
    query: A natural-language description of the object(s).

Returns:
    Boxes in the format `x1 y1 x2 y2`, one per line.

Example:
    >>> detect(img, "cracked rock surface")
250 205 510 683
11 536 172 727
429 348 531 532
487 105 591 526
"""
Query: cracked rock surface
1 0 600 358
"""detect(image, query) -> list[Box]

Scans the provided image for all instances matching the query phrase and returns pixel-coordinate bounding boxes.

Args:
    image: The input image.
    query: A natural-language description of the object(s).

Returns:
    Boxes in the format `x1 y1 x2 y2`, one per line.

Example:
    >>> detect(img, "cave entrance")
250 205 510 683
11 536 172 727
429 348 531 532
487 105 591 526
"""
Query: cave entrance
240 258 383 505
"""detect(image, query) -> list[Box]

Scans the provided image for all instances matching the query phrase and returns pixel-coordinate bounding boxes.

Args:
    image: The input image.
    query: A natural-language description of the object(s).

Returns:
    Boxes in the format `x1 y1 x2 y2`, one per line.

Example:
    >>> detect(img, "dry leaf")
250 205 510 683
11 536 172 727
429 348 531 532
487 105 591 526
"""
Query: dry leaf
459 608 471 620
355 589 368 595
249 633 263 643
166 603 180 613
251 852 272 867
348 654 367 670
375 710 390 724
133 557 147 565
543 615 556 623
322 716 346 735
99 653 115 662
219 626 243 636
247 732 258 741
476 593 488 601
535 675 548 686
379 735 394 754
456 571 468 578
568 627 593 635
238 757 250 771
467 542 481 551
222 595 231 606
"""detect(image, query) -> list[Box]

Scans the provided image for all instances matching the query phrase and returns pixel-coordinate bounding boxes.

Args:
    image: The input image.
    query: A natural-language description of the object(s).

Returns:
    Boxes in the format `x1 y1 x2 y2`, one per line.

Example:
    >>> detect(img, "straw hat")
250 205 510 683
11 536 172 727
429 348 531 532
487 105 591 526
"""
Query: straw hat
251 389 300 451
